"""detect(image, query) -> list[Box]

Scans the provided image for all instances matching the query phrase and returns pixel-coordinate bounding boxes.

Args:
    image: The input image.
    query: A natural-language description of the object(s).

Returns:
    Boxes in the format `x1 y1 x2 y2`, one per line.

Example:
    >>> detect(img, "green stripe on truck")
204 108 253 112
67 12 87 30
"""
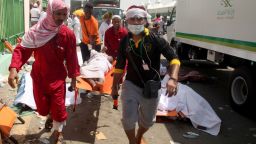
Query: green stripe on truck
176 32 256 52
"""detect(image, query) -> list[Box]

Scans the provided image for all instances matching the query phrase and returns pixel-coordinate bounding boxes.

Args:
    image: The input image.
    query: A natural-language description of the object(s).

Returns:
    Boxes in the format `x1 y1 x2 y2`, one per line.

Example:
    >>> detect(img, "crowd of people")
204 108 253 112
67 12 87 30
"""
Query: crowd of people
8 0 180 144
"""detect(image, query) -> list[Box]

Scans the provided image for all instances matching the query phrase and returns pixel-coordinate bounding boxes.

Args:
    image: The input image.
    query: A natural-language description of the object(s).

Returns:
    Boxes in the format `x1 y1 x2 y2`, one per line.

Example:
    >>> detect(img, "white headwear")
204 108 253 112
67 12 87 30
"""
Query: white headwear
112 15 121 20
33 3 38 8
21 0 68 48
125 7 147 20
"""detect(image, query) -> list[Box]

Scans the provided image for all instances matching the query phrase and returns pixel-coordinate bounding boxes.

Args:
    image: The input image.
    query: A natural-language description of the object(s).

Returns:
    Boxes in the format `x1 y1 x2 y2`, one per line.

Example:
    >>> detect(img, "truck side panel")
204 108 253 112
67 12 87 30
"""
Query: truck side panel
175 0 256 61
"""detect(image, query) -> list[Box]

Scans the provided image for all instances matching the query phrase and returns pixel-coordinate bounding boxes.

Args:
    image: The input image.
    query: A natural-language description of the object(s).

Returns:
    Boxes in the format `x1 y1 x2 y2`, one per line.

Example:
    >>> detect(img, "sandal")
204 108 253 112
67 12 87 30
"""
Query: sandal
45 117 53 131
136 137 147 144
53 131 66 144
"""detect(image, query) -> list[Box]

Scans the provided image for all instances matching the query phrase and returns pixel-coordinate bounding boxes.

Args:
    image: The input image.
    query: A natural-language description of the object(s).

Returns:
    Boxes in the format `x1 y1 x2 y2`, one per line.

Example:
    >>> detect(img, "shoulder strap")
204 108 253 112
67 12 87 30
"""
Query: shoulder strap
142 32 162 81
126 38 145 85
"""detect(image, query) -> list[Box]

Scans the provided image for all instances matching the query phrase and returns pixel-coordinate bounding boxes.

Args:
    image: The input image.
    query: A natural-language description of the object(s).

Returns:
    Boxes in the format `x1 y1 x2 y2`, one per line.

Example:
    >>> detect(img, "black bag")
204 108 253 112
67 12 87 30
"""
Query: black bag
143 80 161 99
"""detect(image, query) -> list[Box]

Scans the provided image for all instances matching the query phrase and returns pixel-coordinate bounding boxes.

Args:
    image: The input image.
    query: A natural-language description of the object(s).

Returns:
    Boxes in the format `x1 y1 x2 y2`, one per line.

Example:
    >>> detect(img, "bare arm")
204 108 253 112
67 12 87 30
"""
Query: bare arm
8 45 33 88
166 62 180 96
65 31 80 90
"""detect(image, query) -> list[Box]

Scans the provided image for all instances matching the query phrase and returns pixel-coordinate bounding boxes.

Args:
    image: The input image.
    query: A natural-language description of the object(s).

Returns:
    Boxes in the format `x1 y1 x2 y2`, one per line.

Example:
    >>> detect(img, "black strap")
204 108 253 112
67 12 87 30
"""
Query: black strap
144 33 161 81
126 45 145 85
126 36 161 85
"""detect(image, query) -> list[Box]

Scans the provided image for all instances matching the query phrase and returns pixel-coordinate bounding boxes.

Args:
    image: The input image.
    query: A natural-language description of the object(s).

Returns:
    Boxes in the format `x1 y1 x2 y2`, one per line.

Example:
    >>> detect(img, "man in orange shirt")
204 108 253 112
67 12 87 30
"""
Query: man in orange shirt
79 2 101 62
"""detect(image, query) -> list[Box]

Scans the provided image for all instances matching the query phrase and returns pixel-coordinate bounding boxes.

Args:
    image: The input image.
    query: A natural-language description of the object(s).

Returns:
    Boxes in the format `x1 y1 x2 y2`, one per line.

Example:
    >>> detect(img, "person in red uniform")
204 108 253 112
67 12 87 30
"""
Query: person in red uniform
8 0 80 143
103 15 128 59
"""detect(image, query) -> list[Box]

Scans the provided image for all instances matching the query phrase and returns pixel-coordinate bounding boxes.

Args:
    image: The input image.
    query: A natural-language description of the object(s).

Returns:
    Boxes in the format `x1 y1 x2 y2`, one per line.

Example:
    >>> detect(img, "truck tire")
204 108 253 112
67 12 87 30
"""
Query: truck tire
177 43 190 60
229 67 255 111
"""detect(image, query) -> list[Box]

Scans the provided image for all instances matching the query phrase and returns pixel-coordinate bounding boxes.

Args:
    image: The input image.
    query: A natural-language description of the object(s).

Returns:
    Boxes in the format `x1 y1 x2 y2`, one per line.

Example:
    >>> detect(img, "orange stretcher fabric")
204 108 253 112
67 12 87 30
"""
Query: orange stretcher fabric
3 41 13 53
0 106 17 137
76 63 115 95
156 110 178 117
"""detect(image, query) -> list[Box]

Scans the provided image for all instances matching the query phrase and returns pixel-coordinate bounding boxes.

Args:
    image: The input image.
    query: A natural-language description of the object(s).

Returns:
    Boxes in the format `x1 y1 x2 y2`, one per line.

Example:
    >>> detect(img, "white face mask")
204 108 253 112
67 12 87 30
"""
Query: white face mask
127 24 144 35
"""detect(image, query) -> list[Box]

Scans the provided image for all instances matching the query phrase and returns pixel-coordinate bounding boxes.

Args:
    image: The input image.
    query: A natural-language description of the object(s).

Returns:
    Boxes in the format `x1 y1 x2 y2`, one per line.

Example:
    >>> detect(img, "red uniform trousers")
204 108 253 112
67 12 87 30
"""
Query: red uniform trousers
33 78 67 122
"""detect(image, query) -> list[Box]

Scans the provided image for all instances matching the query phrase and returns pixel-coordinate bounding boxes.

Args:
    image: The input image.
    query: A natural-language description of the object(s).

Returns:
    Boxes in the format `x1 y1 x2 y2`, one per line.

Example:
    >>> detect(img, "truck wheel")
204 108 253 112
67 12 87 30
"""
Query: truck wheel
229 67 255 111
177 43 190 60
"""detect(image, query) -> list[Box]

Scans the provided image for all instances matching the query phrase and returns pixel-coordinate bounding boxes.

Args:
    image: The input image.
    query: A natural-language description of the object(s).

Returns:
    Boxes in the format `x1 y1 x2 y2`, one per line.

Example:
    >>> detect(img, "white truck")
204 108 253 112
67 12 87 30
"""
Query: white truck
170 0 256 111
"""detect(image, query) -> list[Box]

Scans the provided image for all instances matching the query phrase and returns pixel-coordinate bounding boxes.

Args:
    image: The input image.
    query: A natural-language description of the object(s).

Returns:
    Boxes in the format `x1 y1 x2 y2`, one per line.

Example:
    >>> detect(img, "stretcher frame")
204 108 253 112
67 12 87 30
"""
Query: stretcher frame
76 65 115 95
75 64 179 117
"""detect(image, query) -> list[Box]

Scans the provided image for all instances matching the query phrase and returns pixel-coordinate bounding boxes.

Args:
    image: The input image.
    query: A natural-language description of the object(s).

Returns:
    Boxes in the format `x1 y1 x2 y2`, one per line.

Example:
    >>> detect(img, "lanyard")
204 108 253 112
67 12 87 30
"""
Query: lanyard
129 38 144 58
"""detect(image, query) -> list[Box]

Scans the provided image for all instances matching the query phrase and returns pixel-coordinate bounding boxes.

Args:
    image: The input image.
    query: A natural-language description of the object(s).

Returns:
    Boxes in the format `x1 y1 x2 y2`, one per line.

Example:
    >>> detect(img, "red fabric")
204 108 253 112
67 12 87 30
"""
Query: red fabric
33 79 67 121
104 26 128 58
153 17 161 23
10 25 80 122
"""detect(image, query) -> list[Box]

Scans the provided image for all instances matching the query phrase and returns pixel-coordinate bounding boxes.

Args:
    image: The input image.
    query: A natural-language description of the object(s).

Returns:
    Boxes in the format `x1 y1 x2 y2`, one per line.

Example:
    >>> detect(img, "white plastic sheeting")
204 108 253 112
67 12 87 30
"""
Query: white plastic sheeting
80 49 112 79
158 75 221 136
14 72 82 110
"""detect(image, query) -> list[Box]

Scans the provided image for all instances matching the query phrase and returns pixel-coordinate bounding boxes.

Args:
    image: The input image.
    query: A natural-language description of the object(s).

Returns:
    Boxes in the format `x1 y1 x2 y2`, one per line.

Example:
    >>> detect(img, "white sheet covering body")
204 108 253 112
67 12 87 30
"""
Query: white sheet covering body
158 75 221 136
80 49 112 79
14 72 82 109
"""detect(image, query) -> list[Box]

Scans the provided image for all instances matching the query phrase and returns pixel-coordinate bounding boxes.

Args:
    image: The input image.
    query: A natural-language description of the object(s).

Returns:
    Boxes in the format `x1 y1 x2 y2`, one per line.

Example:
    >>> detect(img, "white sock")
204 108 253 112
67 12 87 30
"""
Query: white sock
53 120 66 132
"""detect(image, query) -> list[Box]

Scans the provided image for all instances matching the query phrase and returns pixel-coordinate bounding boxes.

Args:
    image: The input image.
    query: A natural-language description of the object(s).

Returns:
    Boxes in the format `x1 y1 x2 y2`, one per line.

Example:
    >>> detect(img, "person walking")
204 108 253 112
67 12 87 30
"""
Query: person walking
111 5 180 144
72 11 82 45
103 15 128 59
30 3 40 26
77 2 101 62
99 12 113 42
39 7 47 21
8 0 80 143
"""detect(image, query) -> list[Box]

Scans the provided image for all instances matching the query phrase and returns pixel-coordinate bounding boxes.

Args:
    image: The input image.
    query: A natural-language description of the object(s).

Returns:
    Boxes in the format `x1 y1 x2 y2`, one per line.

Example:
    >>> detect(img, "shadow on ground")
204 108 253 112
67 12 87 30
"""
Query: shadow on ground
9 93 102 144
64 93 102 143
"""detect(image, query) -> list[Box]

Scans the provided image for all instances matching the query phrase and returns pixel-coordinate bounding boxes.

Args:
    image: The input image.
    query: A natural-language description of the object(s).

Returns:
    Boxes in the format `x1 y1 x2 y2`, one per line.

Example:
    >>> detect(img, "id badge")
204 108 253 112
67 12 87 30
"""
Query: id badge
143 64 149 70
142 60 150 70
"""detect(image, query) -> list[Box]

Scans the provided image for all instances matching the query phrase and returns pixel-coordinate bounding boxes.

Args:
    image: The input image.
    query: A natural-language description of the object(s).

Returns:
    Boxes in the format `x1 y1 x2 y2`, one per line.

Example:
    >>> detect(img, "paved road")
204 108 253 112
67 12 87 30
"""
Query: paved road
156 60 256 144
2 60 256 144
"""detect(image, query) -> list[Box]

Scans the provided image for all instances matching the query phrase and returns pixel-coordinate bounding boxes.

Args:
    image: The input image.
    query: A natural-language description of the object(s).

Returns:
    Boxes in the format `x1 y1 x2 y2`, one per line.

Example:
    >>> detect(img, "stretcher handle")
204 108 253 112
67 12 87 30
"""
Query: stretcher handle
73 88 78 112
68 86 78 112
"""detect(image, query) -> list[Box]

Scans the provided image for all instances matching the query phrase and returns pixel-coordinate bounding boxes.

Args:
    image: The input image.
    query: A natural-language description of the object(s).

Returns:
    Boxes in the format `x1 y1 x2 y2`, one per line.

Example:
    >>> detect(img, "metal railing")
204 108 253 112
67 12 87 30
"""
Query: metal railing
0 0 24 53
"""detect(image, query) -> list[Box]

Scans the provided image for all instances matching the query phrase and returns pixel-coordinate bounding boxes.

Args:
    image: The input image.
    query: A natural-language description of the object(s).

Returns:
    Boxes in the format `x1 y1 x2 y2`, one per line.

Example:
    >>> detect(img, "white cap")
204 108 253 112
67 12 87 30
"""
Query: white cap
33 3 38 8
112 15 121 20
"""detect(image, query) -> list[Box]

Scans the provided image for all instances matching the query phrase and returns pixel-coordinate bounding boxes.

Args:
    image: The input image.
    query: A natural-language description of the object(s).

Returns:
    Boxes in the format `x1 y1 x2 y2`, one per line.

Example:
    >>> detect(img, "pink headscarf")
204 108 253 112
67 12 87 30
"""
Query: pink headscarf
21 0 68 48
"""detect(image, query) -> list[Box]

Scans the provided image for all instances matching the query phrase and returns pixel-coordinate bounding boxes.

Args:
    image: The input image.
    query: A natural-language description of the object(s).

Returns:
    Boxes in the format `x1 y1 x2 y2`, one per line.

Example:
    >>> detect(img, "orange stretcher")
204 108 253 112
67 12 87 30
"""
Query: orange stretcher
76 61 120 109
1 39 13 53
156 110 178 123
0 104 17 138
156 110 178 117
0 102 24 143
156 110 189 123
76 65 114 95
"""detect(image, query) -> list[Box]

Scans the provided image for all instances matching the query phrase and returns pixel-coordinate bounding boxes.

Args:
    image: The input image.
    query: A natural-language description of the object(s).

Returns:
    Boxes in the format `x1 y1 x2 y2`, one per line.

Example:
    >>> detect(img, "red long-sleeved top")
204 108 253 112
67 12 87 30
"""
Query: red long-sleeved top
104 26 128 59
9 25 80 81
